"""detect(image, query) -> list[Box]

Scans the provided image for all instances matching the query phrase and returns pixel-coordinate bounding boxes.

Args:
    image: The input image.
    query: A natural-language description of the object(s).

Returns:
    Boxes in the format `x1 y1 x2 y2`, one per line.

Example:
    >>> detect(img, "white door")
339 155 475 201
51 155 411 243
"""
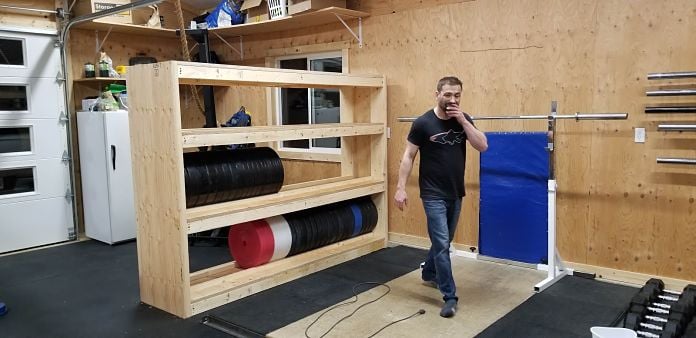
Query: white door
103 111 136 242
0 27 74 253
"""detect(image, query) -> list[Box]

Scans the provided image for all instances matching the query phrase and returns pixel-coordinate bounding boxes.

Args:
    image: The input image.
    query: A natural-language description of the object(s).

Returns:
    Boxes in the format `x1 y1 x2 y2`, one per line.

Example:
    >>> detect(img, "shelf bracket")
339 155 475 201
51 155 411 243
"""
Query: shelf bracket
211 31 243 60
334 14 363 48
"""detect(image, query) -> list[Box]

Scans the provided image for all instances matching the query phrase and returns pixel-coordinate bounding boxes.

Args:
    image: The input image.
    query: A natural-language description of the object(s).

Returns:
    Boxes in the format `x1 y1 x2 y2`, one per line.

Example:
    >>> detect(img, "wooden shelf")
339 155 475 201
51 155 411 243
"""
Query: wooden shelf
187 177 385 234
128 61 387 318
182 123 384 148
176 61 384 88
209 7 369 38
189 233 384 315
73 77 126 82
74 7 367 39
76 20 176 38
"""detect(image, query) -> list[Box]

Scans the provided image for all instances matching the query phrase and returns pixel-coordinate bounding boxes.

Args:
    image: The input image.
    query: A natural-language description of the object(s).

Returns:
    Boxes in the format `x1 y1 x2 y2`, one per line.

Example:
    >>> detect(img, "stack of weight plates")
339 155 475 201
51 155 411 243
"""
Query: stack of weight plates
183 147 284 208
228 197 378 268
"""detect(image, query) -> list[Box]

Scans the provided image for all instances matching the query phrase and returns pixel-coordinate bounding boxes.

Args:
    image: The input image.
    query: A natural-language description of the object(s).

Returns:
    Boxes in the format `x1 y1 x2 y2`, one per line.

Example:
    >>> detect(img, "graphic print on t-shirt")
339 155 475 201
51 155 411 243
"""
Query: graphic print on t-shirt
429 129 465 145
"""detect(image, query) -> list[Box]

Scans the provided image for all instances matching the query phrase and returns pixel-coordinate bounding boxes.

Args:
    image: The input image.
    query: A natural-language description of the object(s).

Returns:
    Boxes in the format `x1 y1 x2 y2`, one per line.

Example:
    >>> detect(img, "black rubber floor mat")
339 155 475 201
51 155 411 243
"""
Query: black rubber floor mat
476 275 638 338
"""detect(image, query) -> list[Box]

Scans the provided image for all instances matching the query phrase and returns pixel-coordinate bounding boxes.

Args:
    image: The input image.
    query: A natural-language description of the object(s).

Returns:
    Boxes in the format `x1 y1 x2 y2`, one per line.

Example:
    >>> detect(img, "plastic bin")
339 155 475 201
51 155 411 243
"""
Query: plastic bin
267 0 287 19
590 327 637 338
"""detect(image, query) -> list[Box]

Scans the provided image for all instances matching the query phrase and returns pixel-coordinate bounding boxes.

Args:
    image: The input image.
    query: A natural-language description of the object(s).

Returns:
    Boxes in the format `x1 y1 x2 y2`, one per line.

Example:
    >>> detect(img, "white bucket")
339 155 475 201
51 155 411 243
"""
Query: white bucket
590 326 637 338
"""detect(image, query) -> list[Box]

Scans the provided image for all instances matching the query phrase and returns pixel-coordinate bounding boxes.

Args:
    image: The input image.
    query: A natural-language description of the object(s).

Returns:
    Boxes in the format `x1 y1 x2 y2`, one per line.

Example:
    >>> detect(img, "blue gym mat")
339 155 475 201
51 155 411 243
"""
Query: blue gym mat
479 132 549 264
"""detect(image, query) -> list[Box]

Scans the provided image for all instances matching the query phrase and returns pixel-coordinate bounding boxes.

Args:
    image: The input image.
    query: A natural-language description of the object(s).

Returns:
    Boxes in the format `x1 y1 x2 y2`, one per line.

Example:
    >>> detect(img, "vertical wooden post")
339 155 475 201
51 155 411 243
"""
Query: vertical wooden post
371 78 388 243
127 61 191 318
340 87 355 177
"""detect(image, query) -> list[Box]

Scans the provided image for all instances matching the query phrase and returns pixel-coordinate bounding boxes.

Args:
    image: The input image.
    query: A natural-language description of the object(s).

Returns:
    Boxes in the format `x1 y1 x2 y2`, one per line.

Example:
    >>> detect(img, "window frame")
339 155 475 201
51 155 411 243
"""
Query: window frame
0 125 34 157
0 165 37 199
0 83 31 113
274 51 343 155
0 36 27 68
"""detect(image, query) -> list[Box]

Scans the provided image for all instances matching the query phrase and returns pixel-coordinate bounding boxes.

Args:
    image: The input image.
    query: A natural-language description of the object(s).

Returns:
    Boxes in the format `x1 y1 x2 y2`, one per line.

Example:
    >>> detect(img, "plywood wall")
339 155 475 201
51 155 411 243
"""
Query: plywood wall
210 0 696 281
0 0 58 30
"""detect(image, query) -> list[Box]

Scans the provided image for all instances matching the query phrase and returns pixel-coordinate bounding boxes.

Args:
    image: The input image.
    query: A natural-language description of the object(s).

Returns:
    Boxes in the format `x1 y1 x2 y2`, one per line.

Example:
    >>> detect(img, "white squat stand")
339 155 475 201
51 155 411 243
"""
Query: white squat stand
534 179 574 292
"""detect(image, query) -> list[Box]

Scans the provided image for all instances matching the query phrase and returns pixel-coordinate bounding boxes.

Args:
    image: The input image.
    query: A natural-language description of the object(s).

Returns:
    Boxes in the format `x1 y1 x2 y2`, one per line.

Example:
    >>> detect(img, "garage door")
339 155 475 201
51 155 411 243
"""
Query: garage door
0 27 73 253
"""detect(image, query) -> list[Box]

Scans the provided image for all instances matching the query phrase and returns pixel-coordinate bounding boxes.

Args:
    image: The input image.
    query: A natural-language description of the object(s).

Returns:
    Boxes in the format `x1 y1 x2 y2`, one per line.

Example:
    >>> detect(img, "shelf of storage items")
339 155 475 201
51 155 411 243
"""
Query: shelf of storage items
73 77 127 82
76 7 368 38
126 61 387 318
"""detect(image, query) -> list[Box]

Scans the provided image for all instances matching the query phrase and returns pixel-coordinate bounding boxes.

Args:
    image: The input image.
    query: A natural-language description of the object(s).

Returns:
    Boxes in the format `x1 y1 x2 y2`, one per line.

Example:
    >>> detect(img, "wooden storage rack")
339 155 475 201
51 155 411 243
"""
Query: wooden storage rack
126 61 387 318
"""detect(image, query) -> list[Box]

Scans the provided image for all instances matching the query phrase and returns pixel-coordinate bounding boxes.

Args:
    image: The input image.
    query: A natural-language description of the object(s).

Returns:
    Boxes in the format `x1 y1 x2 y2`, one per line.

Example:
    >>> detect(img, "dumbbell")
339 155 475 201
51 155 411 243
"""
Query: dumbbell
626 282 696 338
625 312 684 338
632 282 696 317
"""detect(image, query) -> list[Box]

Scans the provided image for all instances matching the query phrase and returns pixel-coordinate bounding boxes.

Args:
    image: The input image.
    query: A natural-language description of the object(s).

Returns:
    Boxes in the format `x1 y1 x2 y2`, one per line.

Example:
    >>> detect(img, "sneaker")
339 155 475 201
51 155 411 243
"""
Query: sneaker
420 262 437 288
422 277 438 289
440 299 457 318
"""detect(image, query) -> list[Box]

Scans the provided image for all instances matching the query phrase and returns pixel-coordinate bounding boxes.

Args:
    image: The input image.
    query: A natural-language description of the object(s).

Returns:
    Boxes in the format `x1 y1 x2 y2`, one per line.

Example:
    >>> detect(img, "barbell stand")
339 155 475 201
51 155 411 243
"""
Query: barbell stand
397 102 628 292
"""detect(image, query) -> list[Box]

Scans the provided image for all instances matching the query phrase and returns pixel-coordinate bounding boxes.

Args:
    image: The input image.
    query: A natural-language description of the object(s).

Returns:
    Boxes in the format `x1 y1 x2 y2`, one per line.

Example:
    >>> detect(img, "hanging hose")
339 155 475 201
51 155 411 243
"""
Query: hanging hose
173 0 206 117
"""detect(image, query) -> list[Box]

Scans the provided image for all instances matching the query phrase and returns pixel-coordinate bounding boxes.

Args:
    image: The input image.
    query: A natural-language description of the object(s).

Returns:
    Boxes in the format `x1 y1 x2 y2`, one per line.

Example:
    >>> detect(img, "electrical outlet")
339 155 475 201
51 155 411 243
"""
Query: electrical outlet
635 128 646 143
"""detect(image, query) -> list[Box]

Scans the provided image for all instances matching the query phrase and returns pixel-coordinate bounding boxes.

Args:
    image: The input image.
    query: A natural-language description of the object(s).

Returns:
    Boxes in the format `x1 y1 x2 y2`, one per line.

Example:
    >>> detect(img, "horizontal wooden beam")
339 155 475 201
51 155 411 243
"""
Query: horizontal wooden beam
208 7 369 38
190 234 384 315
186 177 385 234
176 62 385 88
181 123 384 148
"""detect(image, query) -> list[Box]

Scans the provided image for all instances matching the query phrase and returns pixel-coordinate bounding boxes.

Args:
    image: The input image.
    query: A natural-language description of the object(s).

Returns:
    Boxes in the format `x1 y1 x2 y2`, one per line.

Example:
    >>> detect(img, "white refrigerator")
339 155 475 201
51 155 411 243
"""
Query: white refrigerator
77 110 136 244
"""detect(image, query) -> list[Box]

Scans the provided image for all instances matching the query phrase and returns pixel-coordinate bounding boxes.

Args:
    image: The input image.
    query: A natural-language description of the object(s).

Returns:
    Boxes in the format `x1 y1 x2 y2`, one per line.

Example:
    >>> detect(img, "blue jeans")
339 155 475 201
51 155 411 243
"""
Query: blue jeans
421 198 462 302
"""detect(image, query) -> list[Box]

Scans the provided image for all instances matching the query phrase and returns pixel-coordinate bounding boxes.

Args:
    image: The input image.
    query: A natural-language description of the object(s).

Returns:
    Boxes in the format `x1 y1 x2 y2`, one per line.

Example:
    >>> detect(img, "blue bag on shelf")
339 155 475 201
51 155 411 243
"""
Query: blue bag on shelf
205 0 245 28
221 106 254 150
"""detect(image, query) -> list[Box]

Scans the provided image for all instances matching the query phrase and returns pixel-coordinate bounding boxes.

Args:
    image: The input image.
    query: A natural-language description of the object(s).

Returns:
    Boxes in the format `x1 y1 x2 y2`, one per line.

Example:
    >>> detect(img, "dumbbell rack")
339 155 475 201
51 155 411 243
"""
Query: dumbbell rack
126 61 388 318
625 278 696 338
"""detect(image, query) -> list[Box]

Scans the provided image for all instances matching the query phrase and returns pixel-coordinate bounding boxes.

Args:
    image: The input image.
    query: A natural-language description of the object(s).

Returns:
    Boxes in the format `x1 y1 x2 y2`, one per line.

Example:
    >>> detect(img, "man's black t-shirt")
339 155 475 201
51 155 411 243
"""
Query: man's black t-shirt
407 109 474 199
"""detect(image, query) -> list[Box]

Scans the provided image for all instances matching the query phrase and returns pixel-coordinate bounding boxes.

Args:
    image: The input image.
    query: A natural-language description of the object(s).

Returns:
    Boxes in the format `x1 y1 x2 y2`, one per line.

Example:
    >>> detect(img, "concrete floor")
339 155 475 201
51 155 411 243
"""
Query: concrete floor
269 255 547 337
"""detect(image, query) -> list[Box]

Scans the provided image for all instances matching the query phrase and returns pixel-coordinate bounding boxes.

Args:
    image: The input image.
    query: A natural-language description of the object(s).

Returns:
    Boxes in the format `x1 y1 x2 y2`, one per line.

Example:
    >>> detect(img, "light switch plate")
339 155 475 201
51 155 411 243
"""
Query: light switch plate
635 127 646 143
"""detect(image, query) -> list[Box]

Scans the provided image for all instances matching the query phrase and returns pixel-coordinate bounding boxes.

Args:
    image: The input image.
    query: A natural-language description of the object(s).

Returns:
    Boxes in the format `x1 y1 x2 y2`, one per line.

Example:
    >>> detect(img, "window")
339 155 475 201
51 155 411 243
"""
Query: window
0 127 31 154
0 167 35 196
276 52 342 153
0 85 28 111
0 38 25 66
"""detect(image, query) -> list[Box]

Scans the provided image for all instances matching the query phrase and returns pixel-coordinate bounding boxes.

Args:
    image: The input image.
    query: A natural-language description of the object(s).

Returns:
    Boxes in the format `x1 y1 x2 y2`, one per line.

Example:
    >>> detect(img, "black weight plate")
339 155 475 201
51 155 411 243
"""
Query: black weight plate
335 204 351 243
246 157 261 198
319 206 336 246
286 212 303 256
327 207 344 245
304 210 319 252
320 207 337 247
226 159 242 201
207 154 224 205
337 203 354 242
183 157 195 208
366 198 379 233
312 209 328 249
261 156 278 193
361 198 377 234
294 211 308 256
297 211 311 254
200 161 217 206
250 159 265 198
186 153 205 208
357 200 371 235
309 207 324 249
218 155 234 203
236 158 253 199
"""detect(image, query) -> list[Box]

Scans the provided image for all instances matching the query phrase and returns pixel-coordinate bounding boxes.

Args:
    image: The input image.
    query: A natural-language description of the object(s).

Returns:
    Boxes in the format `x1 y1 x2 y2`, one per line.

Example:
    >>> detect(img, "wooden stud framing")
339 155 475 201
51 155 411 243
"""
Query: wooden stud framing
127 61 388 318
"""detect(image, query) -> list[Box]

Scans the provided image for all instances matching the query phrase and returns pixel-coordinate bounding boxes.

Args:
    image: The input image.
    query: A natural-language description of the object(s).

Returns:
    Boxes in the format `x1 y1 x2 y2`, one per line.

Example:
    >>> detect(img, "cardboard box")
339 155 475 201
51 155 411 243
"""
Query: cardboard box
288 0 345 16
241 0 270 23
131 2 181 29
73 0 132 24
